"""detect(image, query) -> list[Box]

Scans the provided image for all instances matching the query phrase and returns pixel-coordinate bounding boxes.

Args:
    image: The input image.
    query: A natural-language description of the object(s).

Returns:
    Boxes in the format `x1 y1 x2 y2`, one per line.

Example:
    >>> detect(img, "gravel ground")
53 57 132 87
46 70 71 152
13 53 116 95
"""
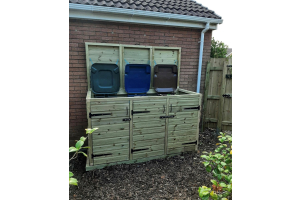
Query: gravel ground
69 129 230 200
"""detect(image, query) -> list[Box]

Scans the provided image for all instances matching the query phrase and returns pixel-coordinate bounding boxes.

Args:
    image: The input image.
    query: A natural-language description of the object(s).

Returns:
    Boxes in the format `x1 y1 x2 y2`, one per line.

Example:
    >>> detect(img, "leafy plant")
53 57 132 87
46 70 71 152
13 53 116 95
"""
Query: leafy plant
210 37 228 58
69 128 98 186
199 132 232 200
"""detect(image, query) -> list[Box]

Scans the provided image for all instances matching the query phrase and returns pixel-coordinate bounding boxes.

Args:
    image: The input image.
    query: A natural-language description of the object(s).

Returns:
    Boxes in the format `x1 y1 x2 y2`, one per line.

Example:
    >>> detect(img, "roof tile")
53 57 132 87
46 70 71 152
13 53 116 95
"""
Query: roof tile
69 0 221 19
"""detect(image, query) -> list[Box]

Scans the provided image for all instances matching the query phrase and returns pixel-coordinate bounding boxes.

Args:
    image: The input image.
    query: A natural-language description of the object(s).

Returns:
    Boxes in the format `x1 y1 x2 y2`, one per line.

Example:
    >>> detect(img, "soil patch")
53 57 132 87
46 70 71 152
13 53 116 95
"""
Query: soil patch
69 129 227 200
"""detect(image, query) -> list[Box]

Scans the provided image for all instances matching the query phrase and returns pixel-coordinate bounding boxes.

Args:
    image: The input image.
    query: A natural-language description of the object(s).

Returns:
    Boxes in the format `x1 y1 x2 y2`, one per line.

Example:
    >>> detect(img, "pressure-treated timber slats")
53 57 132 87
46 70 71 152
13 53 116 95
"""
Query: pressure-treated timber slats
85 42 202 171
202 57 232 131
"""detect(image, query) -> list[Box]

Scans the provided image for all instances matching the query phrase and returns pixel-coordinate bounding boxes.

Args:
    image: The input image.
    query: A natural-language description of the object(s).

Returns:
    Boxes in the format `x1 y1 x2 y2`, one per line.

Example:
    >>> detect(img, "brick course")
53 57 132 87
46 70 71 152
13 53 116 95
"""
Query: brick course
69 19 212 145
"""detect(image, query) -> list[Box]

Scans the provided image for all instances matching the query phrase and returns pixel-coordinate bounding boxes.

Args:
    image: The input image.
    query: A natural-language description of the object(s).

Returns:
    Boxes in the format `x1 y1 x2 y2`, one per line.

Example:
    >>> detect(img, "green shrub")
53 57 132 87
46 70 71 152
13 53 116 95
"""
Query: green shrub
210 38 228 58
198 132 232 200
69 128 98 186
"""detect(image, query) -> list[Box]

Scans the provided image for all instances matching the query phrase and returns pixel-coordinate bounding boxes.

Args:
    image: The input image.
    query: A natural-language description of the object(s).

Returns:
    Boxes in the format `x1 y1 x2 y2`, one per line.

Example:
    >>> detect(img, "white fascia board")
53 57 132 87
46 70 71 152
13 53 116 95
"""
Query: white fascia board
69 9 218 29
69 3 222 29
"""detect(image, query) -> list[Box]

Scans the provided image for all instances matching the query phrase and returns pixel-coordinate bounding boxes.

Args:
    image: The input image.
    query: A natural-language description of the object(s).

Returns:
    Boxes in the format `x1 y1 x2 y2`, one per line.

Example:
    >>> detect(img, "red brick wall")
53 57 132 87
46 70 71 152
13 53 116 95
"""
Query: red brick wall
69 19 212 144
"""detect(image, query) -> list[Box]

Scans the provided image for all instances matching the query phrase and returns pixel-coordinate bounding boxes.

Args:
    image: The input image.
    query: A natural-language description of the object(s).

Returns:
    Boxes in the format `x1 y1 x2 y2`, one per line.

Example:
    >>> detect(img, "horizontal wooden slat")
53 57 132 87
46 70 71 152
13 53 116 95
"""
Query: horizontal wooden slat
133 138 165 148
222 121 232 126
91 117 128 126
93 136 129 146
207 95 220 100
168 123 198 132
133 150 164 160
168 129 197 138
169 111 198 119
133 132 165 142
133 120 165 129
132 144 164 151
168 117 198 125
168 142 197 149
94 155 129 165
92 121 129 129
92 129 129 140
133 126 166 135
168 135 196 144
133 102 166 109
168 145 195 154
169 99 199 106
93 148 129 157
170 105 200 113
93 142 129 153
91 103 129 112
132 107 166 115
90 110 129 118
90 100 129 105
133 114 165 122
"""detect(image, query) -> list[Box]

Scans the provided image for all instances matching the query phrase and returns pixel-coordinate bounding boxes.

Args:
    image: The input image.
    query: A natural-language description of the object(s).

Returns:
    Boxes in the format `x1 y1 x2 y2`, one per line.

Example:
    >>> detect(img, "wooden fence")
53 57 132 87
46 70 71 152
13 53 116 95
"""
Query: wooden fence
202 57 232 131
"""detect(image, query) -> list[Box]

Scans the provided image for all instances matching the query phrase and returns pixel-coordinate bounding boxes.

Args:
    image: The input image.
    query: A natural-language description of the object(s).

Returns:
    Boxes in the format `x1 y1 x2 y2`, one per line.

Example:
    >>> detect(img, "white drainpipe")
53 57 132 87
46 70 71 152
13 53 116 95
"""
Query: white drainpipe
196 22 210 93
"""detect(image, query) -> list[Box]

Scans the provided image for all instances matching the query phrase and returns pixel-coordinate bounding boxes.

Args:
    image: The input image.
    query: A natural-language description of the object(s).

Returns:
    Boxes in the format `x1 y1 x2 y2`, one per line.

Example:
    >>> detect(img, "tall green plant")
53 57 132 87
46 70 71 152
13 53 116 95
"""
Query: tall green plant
198 132 232 200
210 38 228 58
69 128 98 186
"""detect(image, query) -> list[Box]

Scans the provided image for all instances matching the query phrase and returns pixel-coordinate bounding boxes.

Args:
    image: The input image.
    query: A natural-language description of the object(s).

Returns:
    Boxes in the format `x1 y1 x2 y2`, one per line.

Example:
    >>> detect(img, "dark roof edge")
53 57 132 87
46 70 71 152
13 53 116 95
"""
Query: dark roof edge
69 3 223 25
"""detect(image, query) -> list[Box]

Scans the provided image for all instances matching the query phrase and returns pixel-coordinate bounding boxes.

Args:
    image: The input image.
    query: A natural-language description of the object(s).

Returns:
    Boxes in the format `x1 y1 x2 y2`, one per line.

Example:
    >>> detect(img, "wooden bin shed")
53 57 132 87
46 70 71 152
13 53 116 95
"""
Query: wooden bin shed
85 42 202 171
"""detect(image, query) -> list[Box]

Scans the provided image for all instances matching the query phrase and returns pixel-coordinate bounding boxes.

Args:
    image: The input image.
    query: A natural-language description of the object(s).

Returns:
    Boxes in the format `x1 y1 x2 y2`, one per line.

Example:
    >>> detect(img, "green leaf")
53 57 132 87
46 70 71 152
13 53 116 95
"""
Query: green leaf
225 159 232 164
85 128 98 134
81 146 90 149
221 162 227 166
203 162 210 167
79 152 87 157
69 178 78 186
69 171 74 178
201 155 209 160
221 198 228 200
210 191 219 200
75 140 84 149
206 165 212 172
80 137 86 142
211 180 218 186
219 182 227 188
69 147 78 153
198 186 211 198
202 195 209 200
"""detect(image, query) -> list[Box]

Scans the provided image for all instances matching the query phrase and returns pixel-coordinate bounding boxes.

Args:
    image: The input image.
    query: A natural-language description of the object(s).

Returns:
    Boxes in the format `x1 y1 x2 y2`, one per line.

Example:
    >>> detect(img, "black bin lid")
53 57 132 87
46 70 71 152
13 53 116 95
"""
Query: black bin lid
90 63 120 95
153 64 178 93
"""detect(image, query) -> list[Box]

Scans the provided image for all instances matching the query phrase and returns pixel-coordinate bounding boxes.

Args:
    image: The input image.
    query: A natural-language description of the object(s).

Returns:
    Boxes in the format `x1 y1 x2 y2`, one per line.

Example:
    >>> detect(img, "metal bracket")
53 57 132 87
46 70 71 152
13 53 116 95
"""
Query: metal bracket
227 65 232 67
226 74 232 79
122 118 131 121
89 112 111 118
160 115 175 119
222 94 232 98
131 148 149 153
184 106 200 110
182 141 197 145
131 110 150 115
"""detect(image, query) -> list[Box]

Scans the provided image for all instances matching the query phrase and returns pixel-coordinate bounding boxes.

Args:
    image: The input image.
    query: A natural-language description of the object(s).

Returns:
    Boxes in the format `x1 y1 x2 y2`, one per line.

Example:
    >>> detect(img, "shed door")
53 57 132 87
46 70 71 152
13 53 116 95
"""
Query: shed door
131 99 167 159
90 100 130 165
167 97 199 154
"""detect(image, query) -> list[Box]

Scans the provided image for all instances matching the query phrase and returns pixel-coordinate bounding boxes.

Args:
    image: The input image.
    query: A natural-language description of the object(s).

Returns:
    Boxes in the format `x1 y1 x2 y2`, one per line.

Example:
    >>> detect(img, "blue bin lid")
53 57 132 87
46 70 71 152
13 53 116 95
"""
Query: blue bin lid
90 63 120 95
124 64 151 94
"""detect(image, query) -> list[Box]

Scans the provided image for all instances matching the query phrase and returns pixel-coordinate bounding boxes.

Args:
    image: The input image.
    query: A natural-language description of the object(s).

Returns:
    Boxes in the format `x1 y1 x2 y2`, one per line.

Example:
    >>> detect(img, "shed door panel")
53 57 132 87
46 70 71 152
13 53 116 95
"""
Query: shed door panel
90 100 130 165
131 99 167 158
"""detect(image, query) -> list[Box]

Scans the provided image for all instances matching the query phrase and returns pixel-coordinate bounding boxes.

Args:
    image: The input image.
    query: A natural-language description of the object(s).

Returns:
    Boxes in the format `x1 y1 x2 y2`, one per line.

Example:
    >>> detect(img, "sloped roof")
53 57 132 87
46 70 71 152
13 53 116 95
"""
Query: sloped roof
69 0 221 19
